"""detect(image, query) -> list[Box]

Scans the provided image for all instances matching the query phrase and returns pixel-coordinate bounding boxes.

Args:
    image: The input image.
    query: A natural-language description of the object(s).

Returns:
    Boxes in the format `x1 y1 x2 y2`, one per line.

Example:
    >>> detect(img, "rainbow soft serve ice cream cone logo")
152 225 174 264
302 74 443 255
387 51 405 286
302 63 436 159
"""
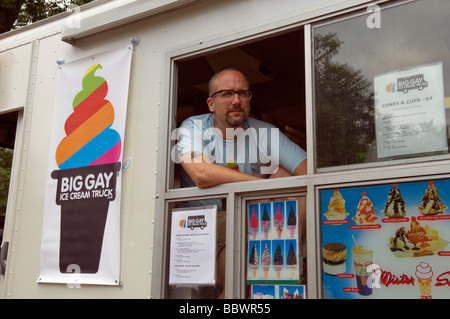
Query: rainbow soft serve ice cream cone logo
55 63 121 168
52 63 122 274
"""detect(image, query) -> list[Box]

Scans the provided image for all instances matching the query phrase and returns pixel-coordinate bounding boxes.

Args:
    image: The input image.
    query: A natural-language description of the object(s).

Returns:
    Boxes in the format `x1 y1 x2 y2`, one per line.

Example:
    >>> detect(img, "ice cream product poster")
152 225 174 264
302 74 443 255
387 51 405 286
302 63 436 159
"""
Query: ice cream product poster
251 284 305 299
320 179 450 299
247 200 300 281
39 45 133 285
248 200 298 241
374 62 448 159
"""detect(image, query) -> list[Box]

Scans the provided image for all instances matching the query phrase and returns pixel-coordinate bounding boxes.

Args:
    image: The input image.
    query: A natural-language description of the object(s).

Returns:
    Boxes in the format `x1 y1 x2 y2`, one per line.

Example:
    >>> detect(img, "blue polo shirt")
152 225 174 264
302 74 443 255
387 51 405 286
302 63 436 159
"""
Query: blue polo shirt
176 113 307 190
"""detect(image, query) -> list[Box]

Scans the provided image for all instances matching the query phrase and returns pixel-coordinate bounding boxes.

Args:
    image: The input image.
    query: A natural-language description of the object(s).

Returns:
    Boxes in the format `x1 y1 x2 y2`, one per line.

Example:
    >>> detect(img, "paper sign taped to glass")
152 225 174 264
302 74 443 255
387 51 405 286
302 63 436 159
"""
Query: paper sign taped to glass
374 62 448 159
169 206 217 286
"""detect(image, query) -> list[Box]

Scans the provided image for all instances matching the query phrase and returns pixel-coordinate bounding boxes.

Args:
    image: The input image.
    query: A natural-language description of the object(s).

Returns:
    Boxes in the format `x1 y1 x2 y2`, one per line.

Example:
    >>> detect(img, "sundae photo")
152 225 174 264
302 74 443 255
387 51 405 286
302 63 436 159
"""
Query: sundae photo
353 191 378 225
324 189 349 220
383 184 407 218
418 181 447 216
389 216 448 257
322 243 347 276
280 287 303 299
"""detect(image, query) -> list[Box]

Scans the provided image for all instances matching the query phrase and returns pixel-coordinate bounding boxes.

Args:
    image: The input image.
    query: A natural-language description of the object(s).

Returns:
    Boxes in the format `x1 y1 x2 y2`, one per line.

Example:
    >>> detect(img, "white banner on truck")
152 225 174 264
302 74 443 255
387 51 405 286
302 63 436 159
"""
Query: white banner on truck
39 45 132 285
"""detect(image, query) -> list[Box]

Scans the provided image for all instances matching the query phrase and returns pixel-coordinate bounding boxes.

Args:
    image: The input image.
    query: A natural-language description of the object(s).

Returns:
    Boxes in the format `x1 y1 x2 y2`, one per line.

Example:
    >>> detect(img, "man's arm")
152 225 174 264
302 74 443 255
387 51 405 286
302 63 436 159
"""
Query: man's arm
268 159 307 178
180 151 263 189
293 159 307 176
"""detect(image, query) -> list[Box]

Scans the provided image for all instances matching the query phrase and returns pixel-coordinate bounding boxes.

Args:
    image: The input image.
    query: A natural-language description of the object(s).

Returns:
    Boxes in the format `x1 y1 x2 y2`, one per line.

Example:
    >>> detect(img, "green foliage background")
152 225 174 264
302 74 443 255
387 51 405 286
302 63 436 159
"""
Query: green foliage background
0 148 13 215
1 0 94 34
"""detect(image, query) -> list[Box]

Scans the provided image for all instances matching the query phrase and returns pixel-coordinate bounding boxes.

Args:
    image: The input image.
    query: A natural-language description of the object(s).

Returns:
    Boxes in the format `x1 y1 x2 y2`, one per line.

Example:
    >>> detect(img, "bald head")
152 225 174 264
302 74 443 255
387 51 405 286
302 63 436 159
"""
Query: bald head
208 67 249 97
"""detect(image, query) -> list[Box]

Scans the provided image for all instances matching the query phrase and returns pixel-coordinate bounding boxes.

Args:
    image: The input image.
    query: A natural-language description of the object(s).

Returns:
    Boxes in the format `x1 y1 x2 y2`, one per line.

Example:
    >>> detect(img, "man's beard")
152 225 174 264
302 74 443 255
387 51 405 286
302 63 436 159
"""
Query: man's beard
226 109 247 128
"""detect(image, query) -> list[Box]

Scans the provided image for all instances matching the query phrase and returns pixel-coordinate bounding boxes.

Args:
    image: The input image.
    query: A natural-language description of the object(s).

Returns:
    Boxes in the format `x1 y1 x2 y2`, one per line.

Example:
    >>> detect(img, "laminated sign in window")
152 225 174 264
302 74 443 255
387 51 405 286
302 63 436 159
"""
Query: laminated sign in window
169 206 217 286
374 62 448 159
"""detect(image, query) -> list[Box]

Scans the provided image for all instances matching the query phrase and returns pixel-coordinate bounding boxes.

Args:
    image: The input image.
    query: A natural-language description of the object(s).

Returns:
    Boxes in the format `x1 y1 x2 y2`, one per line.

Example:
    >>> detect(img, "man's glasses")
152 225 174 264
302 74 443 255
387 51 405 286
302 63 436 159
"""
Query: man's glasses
210 90 252 101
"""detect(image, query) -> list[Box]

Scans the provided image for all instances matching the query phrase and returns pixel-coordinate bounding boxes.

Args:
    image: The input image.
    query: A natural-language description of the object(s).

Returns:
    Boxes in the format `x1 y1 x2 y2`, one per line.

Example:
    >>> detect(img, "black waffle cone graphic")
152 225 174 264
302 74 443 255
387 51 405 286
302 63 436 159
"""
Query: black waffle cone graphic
51 162 121 274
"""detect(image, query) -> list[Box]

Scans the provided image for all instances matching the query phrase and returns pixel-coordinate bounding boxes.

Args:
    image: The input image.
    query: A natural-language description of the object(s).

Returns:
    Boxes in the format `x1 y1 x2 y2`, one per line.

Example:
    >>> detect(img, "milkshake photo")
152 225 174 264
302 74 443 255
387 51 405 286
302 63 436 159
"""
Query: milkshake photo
352 244 373 296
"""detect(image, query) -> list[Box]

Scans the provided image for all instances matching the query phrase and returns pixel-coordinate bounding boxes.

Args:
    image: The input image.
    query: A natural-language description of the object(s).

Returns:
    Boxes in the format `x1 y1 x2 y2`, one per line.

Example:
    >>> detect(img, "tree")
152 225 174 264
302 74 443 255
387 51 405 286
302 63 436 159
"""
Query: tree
0 0 24 34
0 147 13 215
314 33 375 167
0 0 94 34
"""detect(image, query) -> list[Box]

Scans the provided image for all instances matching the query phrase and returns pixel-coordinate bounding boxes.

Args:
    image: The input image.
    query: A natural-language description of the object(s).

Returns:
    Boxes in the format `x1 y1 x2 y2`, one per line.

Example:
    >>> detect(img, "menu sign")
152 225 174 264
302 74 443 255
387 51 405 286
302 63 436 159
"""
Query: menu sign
321 179 450 299
374 62 448 158
169 206 217 286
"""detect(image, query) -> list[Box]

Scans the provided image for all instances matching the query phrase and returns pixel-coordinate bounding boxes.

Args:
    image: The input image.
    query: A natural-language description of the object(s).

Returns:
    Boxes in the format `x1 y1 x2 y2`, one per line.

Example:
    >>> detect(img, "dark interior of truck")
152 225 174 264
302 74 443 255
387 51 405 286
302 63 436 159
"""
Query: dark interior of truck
175 29 306 150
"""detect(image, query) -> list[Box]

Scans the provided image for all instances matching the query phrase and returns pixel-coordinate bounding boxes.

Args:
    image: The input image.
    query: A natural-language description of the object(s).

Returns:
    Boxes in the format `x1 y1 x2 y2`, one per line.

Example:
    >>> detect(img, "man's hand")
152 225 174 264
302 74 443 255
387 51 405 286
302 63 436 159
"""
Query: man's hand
180 152 306 189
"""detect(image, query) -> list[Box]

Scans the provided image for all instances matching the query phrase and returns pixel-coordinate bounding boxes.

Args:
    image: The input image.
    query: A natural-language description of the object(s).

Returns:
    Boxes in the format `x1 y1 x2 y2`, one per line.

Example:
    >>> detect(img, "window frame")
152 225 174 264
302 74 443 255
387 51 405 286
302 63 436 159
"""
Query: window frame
311 0 450 173
238 190 308 297
151 23 314 298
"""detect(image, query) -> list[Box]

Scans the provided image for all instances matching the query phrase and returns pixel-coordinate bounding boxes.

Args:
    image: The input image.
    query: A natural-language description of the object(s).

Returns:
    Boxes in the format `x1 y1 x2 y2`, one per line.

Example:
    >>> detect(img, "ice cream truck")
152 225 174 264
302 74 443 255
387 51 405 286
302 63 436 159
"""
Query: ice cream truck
1 0 450 300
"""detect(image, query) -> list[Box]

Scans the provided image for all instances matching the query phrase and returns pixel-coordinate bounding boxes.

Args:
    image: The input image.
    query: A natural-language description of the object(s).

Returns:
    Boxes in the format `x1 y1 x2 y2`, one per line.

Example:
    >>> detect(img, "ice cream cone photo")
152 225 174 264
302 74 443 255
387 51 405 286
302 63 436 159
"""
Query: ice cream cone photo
273 243 283 279
274 203 284 239
261 205 271 239
249 243 259 279
286 242 297 279
249 204 259 240
287 203 297 239
262 244 271 279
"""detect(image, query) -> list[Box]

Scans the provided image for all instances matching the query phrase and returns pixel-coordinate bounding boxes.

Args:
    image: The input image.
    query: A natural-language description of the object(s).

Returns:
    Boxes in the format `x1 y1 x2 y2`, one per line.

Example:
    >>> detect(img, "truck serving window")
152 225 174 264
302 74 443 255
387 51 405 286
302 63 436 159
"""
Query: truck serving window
161 29 307 299
172 29 306 189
